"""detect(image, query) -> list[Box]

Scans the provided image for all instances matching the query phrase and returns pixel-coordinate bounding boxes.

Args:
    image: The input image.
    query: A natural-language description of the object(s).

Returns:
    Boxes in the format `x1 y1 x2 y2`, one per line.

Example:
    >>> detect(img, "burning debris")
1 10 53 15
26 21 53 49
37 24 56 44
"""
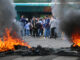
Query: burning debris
0 28 31 52
0 28 54 56
1 45 80 57
0 45 55 57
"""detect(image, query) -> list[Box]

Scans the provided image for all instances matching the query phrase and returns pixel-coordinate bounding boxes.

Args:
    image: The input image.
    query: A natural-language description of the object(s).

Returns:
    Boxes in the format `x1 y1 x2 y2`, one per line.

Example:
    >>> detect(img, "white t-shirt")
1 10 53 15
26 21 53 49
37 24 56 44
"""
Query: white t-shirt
50 19 57 28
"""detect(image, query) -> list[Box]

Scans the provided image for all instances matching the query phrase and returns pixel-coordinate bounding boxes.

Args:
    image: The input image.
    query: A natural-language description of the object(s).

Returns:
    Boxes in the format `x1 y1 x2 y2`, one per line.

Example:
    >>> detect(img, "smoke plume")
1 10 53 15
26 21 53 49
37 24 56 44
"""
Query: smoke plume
52 0 80 40
60 10 80 39
0 0 20 37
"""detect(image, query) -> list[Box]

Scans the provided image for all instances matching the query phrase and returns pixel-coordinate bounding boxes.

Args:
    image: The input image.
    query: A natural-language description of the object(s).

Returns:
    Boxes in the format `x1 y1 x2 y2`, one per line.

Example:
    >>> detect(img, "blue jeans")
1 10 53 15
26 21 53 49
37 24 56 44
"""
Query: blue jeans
21 28 25 36
21 22 25 36
38 29 43 36
26 30 30 36
44 28 50 37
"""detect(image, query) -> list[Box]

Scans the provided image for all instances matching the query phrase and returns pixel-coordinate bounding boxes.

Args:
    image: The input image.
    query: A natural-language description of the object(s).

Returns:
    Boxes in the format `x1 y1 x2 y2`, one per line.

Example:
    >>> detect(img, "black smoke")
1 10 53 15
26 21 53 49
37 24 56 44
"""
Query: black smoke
60 10 80 39
52 0 80 40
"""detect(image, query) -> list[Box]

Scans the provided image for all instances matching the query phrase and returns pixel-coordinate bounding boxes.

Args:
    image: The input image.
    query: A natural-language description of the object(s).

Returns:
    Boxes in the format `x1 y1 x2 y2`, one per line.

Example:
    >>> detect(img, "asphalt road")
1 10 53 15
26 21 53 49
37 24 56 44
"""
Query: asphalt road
14 55 80 60
0 37 78 60
23 36 72 48
0 55 79 60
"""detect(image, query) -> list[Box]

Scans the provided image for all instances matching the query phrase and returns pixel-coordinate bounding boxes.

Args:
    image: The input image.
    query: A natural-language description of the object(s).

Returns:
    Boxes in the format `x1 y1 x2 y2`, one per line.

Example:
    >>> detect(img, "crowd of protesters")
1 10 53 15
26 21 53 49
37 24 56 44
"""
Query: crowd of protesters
20 15 61 39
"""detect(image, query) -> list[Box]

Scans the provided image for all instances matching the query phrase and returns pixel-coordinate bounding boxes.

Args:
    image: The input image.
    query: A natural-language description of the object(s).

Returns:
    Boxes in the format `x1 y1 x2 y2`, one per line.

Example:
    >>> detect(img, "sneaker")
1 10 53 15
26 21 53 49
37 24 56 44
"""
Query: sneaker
44 37 46 39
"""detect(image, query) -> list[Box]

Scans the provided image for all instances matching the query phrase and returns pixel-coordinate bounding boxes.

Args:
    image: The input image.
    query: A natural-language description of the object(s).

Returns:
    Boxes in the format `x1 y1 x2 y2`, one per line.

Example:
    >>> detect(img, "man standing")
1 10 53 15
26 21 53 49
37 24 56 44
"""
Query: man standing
50 16 57 38
44 16 50 38
31 17 37 37
38 17 43 37
35 17 40 37
24 21 31 36
20 15 26 36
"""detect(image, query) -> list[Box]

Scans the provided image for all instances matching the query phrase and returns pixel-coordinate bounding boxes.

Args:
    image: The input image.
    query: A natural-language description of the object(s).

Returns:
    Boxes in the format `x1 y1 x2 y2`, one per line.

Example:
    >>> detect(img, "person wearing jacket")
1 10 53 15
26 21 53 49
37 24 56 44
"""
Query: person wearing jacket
31 17 37 37
44 16 50 38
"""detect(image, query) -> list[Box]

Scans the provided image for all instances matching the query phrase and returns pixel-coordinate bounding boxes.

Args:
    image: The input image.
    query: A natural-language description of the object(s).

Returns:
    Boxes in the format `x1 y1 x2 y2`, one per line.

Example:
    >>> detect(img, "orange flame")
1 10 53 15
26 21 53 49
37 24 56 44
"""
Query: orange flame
0 28 31 52
72 32 80 47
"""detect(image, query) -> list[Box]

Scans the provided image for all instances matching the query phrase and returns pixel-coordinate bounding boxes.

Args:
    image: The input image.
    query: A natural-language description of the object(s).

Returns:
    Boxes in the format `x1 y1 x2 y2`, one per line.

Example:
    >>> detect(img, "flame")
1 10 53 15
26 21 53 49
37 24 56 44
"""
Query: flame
0 28 31 52
72 32 80 47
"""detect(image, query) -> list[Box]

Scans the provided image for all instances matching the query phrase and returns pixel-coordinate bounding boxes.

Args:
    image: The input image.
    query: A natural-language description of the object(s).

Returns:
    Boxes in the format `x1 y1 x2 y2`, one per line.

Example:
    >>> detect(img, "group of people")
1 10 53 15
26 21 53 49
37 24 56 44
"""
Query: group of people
20 15 60 39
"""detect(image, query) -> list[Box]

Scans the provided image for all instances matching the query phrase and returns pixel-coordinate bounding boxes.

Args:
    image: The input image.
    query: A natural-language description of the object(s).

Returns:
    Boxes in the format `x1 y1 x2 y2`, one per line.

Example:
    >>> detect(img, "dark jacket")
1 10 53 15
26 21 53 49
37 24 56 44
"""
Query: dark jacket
31 20 37 28
20 18 27 26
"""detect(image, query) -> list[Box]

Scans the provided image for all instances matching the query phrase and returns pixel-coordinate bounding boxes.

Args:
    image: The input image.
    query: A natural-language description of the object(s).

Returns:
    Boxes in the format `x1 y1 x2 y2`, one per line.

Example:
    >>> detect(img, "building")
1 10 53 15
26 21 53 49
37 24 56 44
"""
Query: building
14 0 51 3
14 0 53 20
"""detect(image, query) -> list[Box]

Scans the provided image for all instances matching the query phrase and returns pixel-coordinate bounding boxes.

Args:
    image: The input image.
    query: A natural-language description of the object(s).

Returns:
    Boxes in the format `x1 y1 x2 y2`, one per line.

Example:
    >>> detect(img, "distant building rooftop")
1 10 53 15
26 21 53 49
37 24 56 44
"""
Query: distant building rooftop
14 0 52 3
13 3 53 6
